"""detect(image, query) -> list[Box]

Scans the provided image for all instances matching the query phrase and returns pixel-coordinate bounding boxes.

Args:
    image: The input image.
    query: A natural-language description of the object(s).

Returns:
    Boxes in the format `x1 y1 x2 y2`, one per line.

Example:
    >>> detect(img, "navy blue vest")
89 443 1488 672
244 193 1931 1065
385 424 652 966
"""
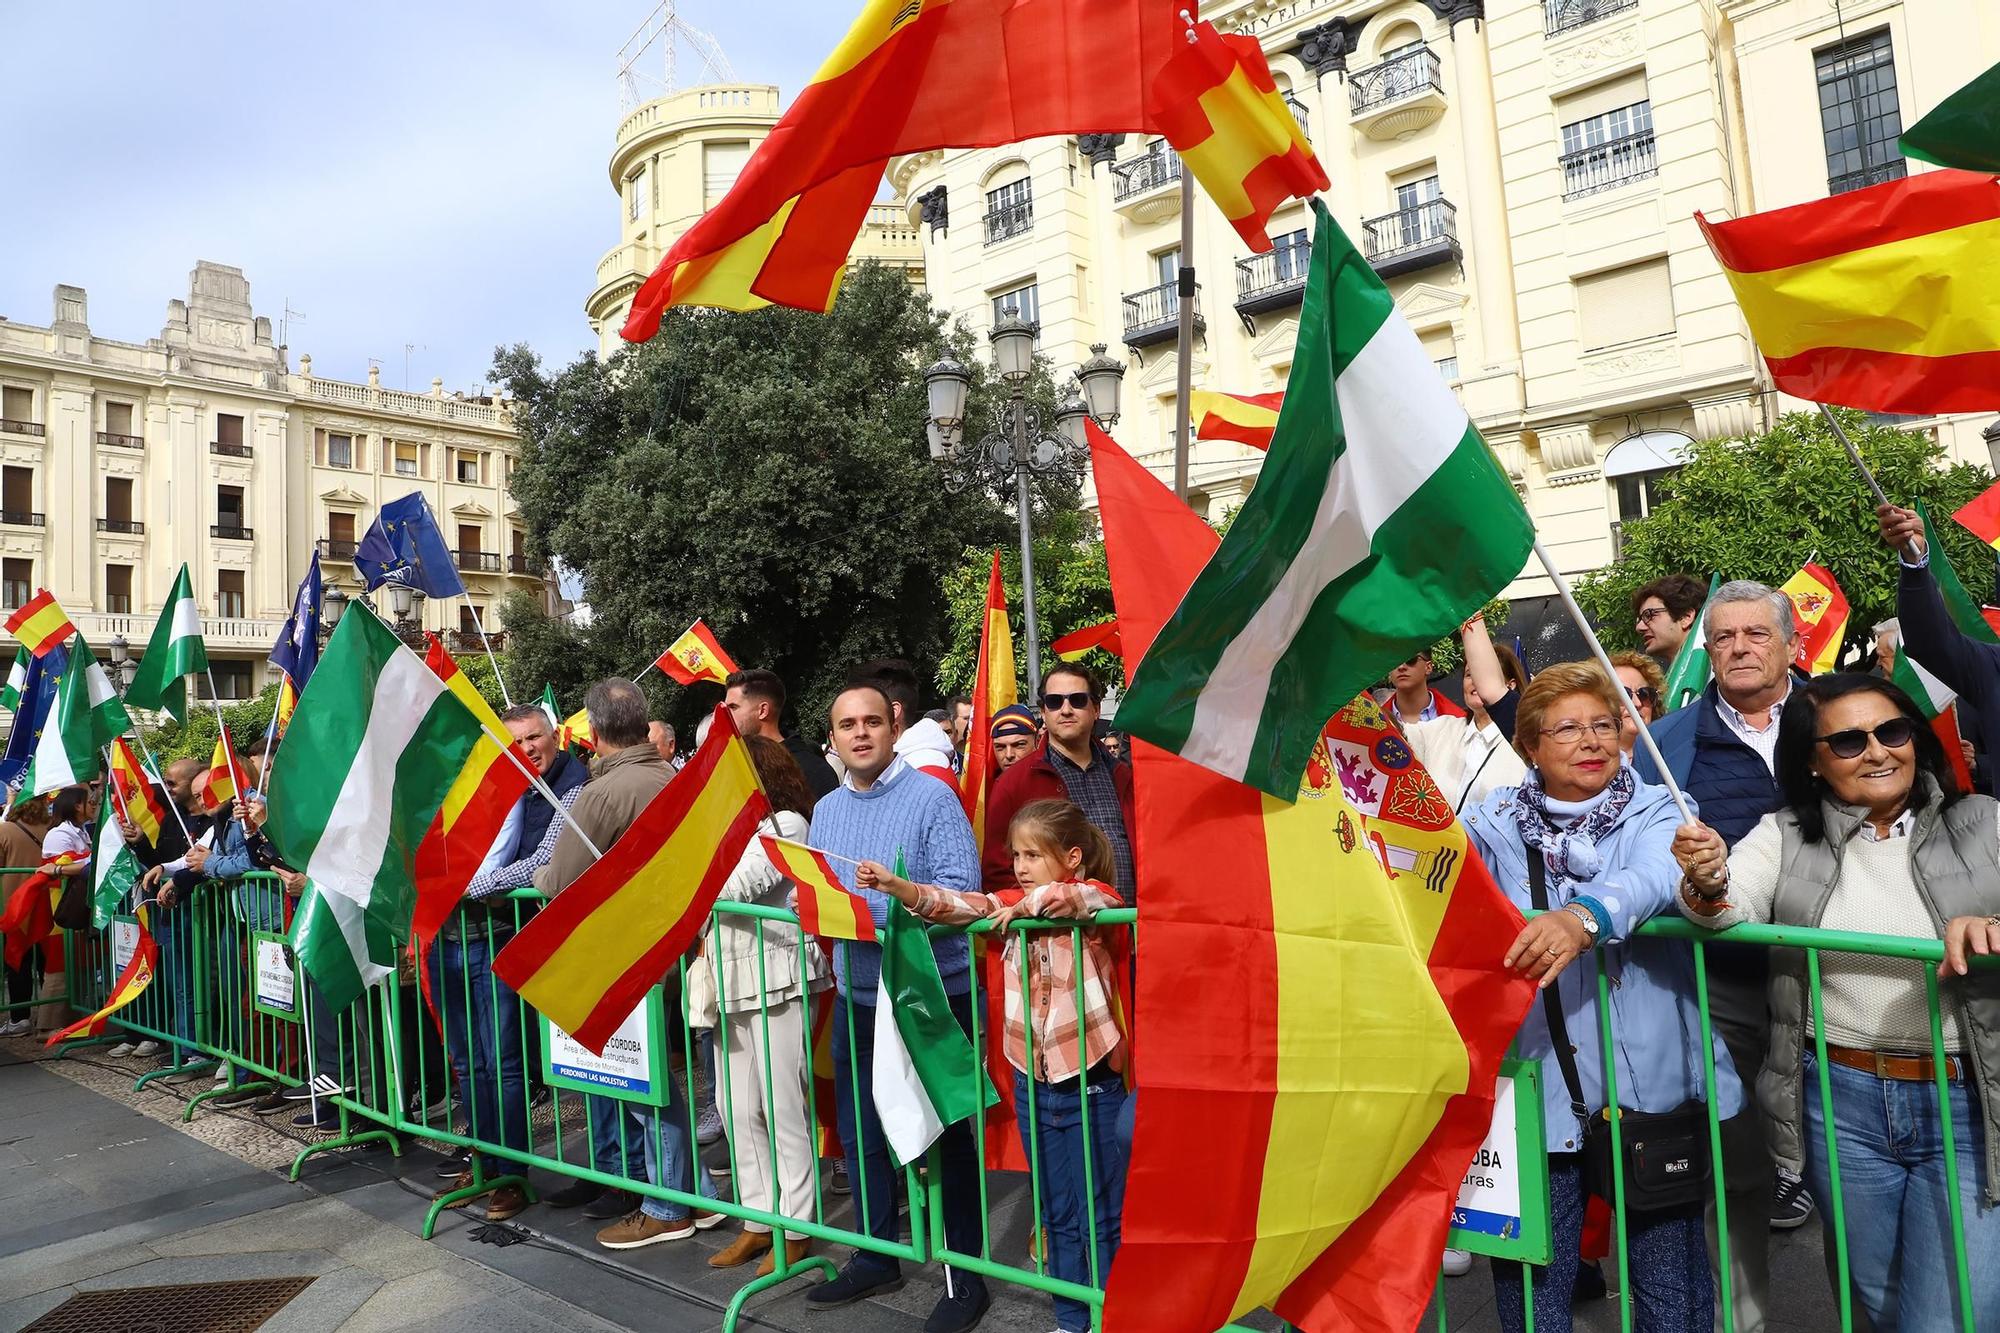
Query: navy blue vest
1685 700 1783 984
520 749 587 852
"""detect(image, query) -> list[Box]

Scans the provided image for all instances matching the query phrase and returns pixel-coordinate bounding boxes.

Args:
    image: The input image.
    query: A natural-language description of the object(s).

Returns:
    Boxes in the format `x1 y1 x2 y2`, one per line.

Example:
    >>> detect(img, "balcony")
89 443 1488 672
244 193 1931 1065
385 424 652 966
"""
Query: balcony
210 441 252 458
448 629 508 656
1561 131 1658 199
455 549 502 573
1349 46 1447 141
1544 0 1637 37
1110 148 1183 224
1361 199 1461 278
1234 244 1311 327
96 431 144 450
1122 281 1203 351
1831 158 1907 195
983 199 1033 245
211 523 254 541
0 510 45 527
318 538 358 562
0 419 44 438
1285 93 1311 141
95 518 145 534
508 553 543 577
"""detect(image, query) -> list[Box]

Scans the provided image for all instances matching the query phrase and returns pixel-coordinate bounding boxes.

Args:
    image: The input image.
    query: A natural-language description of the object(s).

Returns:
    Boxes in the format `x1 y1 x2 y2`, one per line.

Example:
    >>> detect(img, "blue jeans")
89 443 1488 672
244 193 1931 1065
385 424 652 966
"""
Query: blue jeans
587 1092 643 1179
1016 1070 1129 1332
155 906 197 1054
1803 1051 2000 1333
428 933 528 1174
630 1089 719 1222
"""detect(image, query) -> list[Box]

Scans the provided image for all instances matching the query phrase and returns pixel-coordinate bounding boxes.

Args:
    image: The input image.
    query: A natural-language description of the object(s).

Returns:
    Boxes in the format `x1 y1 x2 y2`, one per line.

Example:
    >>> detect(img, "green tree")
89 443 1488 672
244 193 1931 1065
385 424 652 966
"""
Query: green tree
1575 410 1995 661
494 263 1047 739
937 508 1115 695
143 685 280 764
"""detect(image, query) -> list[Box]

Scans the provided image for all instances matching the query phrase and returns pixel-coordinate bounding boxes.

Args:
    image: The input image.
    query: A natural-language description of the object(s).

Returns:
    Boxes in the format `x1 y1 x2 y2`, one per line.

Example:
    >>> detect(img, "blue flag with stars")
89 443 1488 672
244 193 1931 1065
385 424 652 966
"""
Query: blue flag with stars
270 549 323 690
1 642 68 792
353 493 465 599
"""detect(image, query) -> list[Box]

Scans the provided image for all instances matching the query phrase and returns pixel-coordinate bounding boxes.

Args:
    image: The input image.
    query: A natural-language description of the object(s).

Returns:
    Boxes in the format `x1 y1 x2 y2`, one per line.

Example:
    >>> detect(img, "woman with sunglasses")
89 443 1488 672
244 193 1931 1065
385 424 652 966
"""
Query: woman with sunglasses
1609 651 1665 761
1674 673 2000 1332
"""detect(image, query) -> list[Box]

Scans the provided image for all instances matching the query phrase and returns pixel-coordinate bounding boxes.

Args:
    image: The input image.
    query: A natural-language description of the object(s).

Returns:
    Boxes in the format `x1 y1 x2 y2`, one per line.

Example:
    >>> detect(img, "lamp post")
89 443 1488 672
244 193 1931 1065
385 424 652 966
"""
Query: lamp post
108 633 136 696
385 583 427 650
319 586 348 646
925 322 1125 700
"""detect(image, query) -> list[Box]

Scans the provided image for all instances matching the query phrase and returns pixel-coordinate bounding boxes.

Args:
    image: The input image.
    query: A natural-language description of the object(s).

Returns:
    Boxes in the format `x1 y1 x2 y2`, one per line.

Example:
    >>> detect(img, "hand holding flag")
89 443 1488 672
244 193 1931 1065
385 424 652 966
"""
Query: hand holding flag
759 835 876 942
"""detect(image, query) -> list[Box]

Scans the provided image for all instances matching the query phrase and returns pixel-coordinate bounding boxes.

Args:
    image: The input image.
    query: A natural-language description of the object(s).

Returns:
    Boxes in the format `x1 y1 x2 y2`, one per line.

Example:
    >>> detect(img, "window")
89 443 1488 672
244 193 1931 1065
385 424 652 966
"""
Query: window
984 177 1033 244
1817 30 1906 194
2 559 31 610
105 477 133 525
217 570 245 619
2 466 31 521
1559 74 1656 198
1435 357 1460 382
327 510 356 556
1395 173 1443 215
216 485 246 537
105 564 133 614
628 166 647 221
1576 258 1674 351
199 661 253 701
704 142 752 206
1 386 32 428
1388 175 1447 250
215 412 245 450
1271 229 1310 284
326 431 353 468
105 402 133 436
459 606 482 635
394 441 420 477
991 282 1040 329
1421 328 1458 384
458 523 483 554
1155 248 1181 289
456 451 482 484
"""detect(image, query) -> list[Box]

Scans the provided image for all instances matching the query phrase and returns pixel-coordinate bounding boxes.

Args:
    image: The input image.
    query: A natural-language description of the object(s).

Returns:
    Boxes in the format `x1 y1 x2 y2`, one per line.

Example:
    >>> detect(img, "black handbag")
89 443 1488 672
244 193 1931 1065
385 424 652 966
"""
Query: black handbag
1528 853 1710 1215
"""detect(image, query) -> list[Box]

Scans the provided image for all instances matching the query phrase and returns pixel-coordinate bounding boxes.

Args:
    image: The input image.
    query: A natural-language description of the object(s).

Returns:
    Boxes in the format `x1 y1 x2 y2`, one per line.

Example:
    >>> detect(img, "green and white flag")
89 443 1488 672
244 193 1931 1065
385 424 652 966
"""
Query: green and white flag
872 867 996 1167
91 798 142 929
1 646 28 711
1116 199 1534 798
537 683 562 733
263 608 487 1013
20 646 100 797
1661 573 1722 712
75 636 131 749
125 565 207 722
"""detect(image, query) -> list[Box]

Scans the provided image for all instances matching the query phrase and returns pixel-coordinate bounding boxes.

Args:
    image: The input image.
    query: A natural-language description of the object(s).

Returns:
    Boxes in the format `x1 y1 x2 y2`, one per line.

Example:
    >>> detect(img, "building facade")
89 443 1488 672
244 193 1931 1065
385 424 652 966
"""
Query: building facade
0 262 546 697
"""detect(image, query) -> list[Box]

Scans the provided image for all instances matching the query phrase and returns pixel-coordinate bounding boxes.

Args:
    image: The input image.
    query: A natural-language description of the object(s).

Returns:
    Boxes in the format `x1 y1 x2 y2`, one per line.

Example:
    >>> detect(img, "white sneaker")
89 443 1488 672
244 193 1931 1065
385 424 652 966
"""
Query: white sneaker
131 1040 163 1057
214 1063 233 1082
108 1041 137 1057
1441 1247 1473 1277
0 1019 30 1037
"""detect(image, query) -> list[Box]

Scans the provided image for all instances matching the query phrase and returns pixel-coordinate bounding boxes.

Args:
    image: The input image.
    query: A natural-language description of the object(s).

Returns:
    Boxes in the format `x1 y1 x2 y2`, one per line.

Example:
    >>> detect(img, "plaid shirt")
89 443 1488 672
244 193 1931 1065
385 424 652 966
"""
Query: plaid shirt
1046 744 1136 902
908 878 1125 1083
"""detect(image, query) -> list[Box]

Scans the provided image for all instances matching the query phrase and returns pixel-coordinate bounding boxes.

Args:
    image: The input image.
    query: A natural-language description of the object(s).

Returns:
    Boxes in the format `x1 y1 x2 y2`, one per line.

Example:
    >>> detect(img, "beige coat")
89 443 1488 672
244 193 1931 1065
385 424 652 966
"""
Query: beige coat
705 809 831 1014
533 744 672 897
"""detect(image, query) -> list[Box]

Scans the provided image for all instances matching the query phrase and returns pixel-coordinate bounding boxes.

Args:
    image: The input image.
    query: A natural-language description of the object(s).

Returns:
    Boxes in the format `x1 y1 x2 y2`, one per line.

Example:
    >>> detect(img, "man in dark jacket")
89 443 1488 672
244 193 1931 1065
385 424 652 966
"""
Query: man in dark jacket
1633 579 1808 1332
1880 503 2000 764
723 668 838 804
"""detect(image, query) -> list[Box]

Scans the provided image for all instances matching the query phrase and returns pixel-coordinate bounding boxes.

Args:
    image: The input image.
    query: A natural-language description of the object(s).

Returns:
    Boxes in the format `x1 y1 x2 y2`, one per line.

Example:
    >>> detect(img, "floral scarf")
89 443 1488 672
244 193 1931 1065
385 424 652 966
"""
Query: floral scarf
1510 765 1636 895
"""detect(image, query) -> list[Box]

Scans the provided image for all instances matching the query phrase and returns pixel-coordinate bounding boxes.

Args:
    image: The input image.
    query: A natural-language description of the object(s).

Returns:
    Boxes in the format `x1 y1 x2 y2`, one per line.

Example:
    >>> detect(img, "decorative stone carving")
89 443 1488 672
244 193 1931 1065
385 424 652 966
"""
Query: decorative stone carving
1549 21 1641 84
916 184 949 238
1690 393 1759 442
1076 134 1125 171
1419 0 1485 29
1485 429 1530 491
1537 423 1598 474
1295 19 1357 78
1580 340 1680 381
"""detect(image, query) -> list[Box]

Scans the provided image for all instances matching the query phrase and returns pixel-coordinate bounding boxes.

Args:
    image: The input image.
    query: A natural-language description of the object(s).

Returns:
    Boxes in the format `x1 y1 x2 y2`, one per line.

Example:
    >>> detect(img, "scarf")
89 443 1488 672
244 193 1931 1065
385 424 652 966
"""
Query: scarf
1511 765 1636 894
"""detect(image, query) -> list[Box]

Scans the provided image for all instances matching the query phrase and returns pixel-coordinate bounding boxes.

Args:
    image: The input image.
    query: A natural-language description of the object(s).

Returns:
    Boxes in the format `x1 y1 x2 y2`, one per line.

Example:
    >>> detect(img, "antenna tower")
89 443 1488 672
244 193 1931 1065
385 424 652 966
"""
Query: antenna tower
617 1 735 110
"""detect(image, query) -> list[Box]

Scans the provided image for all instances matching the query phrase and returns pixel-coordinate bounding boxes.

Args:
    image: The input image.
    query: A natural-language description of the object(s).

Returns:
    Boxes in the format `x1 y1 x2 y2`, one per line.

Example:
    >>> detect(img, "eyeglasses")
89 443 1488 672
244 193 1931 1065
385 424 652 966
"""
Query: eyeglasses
1635 607 1671 627
1709 626 1776 650
1624 685 1659 707
1814 718 1916 759
1539 718 1621 745
1399 655 1426 668
1041 691 1093 713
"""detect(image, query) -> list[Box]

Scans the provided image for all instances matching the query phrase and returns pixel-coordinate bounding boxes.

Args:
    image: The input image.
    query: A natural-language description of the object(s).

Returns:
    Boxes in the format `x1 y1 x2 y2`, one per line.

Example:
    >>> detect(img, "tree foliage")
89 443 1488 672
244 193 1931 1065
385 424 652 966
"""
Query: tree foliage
1575 410 1994 660
938 508 1115 695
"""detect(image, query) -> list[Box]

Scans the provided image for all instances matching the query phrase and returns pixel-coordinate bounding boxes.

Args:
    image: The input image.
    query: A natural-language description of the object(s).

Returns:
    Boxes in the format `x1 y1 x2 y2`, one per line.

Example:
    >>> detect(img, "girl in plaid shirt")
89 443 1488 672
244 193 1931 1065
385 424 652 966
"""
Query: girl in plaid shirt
860 798 1130 1333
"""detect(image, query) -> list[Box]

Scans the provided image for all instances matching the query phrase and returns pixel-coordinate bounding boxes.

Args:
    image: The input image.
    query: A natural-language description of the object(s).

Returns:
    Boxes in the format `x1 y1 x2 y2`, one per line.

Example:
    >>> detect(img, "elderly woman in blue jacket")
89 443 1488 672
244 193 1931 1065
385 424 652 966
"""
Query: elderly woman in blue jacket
1463 662 1744 1333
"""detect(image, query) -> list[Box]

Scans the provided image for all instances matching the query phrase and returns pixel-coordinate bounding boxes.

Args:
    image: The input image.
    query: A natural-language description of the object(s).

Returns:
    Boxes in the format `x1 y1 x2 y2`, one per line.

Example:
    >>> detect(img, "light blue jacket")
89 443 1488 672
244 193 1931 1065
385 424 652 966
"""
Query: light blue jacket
1463 777 1744 1153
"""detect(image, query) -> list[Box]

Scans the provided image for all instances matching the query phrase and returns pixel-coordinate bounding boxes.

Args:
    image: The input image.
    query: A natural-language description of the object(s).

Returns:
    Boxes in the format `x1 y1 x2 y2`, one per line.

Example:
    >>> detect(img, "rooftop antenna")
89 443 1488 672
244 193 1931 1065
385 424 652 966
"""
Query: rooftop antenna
617 1 735 111
279 298 306 349
403 342 426 390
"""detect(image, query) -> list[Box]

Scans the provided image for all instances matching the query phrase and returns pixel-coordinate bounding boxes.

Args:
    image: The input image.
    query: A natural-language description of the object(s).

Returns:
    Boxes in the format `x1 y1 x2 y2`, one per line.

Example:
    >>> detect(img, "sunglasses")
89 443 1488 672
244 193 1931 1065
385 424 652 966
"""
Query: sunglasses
1041 691 1093 712
1624 685 1659 706
1814 717 1917 759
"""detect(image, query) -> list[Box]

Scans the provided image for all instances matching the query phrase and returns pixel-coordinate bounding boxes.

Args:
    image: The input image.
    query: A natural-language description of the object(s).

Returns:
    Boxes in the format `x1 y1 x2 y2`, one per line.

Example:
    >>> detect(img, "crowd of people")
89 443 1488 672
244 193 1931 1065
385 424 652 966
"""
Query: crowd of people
6 500 2000 1333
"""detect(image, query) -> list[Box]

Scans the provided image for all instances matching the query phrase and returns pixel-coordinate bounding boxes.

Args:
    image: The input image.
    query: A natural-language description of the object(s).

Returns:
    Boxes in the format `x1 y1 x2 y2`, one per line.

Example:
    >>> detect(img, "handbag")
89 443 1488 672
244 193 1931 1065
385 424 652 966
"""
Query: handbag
52 870 93 931
1528 853 1710 1215
684 939 719 1030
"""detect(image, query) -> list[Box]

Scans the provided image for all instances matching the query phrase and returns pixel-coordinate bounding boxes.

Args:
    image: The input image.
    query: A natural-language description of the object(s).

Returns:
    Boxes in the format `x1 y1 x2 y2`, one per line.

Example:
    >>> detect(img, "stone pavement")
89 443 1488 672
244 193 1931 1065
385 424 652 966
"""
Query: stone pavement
0 1034 1842 1332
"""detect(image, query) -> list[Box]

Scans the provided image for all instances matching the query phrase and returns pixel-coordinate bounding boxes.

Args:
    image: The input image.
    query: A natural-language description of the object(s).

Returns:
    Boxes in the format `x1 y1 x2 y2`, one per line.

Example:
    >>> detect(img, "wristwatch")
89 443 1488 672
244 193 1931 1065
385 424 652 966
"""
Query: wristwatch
1563 902 1600 945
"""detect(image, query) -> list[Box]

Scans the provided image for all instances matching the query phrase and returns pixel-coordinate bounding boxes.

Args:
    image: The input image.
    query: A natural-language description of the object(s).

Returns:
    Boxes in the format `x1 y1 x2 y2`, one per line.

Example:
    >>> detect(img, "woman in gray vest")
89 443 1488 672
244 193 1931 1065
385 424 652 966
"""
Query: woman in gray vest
1675 673 2000 1332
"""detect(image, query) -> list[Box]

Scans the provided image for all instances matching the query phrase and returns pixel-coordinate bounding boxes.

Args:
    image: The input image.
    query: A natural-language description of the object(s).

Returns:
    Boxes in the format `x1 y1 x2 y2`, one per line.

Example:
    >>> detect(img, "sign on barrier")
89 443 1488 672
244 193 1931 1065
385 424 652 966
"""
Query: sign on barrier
539 987 668 1104
250 930 301 1022
112 916 140 976
1448 1059 1550 1264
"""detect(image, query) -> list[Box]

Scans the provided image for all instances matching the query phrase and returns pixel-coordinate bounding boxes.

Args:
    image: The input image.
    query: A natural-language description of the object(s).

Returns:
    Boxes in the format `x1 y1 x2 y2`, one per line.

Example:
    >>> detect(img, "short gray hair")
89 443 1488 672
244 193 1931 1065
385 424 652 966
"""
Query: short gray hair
585 678 650 748
1703 580 1795 642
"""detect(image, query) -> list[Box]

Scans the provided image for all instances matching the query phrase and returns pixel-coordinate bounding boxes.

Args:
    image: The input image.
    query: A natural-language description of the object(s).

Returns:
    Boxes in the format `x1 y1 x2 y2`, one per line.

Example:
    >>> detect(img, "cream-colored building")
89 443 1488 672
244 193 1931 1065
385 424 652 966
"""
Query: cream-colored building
881 0 2000 601
586 84 925 354
0 262 546 697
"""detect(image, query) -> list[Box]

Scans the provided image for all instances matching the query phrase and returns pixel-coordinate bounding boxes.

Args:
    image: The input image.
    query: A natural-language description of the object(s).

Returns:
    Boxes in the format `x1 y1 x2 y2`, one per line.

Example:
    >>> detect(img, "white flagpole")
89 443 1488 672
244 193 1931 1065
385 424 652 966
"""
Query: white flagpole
125 724 195 844
463 599 514 708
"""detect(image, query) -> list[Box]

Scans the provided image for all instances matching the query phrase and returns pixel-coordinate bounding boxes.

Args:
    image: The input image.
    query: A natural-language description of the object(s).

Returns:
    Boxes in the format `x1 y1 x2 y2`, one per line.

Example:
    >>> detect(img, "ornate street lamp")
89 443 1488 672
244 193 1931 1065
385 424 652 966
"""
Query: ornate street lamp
320 586 348 645
108 633 136 695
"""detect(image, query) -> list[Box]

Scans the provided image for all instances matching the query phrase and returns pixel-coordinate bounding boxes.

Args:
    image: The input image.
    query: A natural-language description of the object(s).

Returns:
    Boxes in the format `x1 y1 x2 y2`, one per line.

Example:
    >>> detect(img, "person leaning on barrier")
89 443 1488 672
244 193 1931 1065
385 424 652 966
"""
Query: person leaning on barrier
113 758 201 1063
1462 662 1744 1333
1674 672 2000 1333
1 793 54 1038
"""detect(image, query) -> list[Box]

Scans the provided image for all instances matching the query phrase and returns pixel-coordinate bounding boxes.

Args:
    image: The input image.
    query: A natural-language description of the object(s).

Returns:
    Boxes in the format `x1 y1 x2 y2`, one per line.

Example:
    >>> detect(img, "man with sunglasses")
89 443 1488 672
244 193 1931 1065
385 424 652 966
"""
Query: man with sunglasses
1633 579 1813 1331
979 661 1137 906
1383 648 1465 727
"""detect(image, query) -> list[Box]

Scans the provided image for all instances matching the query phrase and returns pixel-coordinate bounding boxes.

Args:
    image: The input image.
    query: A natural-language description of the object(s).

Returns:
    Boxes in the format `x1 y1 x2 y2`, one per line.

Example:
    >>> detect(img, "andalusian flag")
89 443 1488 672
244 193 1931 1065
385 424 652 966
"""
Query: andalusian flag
959 552 1015 850
759 834 876 942
1891 647 1975 794
4 589 76 658
2 646 28 709
108 738 166 847
873 885 996 1167
264 609 493 1013
537 683 561 732
1901 59 2000 174
1117 201 1533 799
1051 618 1123 663
494 706 769 1054
1087 418 1532 1333
1919 500 2000 645
197 728 248 810
125 565 206 722
1698 171 2000 414
19 644 101 798
44 904 155 1046
620 0 1175 331
1150 19 1328 252
1191 389 1282 451
1782 562 1850 676
1662 573 1722 711
655 618 740 687
91 799 143 928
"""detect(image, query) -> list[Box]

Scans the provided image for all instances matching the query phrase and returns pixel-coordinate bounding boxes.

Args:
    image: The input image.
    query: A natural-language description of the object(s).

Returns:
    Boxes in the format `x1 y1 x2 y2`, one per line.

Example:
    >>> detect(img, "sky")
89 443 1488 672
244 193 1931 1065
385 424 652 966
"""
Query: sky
0 2 848 394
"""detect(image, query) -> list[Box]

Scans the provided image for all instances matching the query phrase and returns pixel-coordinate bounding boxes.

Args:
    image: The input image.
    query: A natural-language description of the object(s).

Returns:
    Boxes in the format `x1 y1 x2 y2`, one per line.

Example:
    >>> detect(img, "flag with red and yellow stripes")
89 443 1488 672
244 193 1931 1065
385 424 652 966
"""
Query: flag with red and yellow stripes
655 619 740 688
619 0 1177 333
274 674 300 737
759 834 876 942
108 738 166 847
1191 388 1283 450
960 552 1016 852
4 590 76 659
494 706 770 1054
197 729 248 810
1781 562 1850 676
1697 170 2000 414
1089 415 1532 1333
45 904 157 1046
1051 618 1123 663
1149 20 1328 253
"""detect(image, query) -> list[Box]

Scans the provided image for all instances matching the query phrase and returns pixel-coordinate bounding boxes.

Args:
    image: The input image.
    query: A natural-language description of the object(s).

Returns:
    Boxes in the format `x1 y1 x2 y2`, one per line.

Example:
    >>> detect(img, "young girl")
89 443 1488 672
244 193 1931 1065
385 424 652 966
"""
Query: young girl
859 798 1129 1333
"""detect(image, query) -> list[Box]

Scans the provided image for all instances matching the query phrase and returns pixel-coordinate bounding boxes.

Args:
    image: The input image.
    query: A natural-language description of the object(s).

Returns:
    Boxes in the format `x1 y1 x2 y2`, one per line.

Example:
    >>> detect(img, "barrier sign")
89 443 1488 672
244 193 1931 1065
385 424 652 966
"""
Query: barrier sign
250 931 300 1022
1448 1059 1550 1264
112 916 140 977
540 987 669 1106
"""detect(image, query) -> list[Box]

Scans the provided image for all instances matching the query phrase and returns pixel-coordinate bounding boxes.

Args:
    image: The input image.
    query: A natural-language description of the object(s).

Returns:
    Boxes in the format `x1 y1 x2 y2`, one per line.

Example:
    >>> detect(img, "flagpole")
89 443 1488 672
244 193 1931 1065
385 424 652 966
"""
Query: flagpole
1531 540 1696 825
125 724 195 844
1818 402 1923 564
463 600 514 708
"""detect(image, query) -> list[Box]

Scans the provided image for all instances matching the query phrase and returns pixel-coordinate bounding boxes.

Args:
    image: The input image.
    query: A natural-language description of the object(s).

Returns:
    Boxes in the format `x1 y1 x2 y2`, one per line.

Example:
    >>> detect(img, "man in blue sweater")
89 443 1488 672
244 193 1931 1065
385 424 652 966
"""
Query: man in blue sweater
806 681 988 1333
1634 579 1809 1333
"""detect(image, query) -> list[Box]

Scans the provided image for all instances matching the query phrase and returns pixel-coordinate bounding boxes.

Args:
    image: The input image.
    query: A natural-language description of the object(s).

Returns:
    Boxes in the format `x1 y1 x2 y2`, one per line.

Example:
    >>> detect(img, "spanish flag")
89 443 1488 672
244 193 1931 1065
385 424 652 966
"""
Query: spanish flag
959 552 1015 851
1697 170 2000 414
1191 388 1282 450
759 834 876 942
0 852 82 970
197 729 248 810
494 706 770 1054
45 904 157 1046
655 619 739 688
1050 618 1123 663
4 589 75 659
1781 562 1850 676
274 674 299 737
1089 415 1532 1333
1149 19 1328 253
108 738 166 847
620 0 1177 334
1952 474 2000 551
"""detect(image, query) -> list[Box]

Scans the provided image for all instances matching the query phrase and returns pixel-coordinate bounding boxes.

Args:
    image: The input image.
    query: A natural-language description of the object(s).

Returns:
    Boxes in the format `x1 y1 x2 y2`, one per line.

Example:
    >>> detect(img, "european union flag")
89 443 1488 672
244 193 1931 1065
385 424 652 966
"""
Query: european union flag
270 549 322 689
1 643 68 791
353 493 465 599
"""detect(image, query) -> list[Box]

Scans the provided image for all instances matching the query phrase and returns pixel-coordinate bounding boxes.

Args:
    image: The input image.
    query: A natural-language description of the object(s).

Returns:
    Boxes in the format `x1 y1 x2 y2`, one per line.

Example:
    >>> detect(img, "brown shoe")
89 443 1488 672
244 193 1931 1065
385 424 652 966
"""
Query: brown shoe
484 1186 529 1222
598 1209 697 1249
708 1230 772 1269
441 1170 492 1209
757 1236 814 1277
